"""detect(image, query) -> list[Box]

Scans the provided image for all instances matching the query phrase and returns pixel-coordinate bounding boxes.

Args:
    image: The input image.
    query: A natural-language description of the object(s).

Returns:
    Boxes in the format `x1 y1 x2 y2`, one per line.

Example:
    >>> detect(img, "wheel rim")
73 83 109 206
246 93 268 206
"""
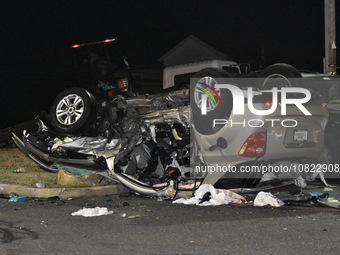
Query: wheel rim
55 94 84 126
194 76 221 113
262 74 292 89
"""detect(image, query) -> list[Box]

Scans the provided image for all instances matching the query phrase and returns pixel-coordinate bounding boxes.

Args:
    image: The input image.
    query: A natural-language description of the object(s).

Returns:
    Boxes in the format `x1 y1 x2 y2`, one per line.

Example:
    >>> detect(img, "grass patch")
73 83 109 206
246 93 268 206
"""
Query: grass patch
0 148 58 187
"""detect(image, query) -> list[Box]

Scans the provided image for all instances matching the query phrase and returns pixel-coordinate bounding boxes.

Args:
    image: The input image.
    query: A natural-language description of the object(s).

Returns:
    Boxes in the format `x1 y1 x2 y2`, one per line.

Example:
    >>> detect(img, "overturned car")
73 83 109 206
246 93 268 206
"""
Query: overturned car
12 69 329 198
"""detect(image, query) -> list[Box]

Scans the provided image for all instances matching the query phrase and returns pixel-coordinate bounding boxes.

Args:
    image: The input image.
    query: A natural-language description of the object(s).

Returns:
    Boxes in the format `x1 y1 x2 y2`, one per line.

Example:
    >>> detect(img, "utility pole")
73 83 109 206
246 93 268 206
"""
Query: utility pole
324 0 336 74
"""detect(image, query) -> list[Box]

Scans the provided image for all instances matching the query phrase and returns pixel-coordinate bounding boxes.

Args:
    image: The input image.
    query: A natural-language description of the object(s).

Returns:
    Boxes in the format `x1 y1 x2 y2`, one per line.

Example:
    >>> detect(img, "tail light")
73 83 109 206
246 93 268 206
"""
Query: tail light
71 38 117 48
238 132 266 158
107 90 114 100
117 78 129 92
263 101 272 108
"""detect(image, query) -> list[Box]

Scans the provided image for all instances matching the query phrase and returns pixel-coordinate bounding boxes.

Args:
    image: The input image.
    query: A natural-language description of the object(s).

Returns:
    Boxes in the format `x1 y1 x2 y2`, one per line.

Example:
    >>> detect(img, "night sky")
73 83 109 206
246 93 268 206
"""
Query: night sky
1 0 339 128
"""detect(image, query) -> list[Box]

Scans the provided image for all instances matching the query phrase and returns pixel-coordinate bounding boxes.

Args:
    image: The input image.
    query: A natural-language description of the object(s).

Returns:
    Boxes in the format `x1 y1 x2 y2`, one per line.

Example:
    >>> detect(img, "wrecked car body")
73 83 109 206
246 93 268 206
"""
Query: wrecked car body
12 71 329 199
13 89 192 197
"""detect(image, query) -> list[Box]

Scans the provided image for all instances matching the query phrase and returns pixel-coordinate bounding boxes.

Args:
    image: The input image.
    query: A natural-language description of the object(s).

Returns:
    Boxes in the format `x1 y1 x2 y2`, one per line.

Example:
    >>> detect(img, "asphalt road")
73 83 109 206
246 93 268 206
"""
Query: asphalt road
1 190 340 255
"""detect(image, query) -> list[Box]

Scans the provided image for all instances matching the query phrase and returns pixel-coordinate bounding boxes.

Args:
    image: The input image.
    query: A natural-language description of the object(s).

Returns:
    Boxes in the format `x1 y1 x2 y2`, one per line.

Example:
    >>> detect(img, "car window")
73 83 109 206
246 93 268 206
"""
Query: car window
222 66 240 74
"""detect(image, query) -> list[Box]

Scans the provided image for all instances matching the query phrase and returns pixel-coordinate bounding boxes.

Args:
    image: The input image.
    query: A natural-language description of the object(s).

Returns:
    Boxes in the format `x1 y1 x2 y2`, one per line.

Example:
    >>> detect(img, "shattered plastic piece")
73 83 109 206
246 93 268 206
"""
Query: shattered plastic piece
277 192 314 207
317 198 340 209
40 221 47 227
157 196 164 202
294 175 307 188
285 200 315 207
324 187 333 192
327 197 338 202
9 196 28 202
310 192 329 198
310 192 322 196
253 191 284 207
71 207 113 217
9 192 19 198
149 124 157 143
12 168 26 173
173 184 246 206
35 183 46 188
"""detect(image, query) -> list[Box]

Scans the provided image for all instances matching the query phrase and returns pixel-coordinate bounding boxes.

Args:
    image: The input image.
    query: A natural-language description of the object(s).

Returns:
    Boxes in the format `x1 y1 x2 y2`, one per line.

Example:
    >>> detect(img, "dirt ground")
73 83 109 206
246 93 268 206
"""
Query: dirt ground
0 148 58 187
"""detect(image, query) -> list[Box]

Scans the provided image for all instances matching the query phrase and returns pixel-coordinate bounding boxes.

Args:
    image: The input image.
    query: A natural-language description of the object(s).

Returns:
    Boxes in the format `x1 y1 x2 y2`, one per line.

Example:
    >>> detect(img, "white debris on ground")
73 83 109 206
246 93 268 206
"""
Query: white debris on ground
173 184 246 206
253 191 284 207
324 187 334 192
71 207 113 217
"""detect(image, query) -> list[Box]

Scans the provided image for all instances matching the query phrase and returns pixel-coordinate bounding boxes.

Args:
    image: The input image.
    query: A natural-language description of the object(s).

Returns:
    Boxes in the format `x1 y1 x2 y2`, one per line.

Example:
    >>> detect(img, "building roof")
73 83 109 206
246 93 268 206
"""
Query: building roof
159 35 231 67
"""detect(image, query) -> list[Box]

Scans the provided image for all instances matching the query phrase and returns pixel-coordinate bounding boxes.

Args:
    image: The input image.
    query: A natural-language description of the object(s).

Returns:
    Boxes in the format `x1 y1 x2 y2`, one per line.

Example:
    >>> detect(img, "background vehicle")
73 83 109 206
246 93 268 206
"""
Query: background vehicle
163 60 339 91
163 60 241 90
71 38 135 99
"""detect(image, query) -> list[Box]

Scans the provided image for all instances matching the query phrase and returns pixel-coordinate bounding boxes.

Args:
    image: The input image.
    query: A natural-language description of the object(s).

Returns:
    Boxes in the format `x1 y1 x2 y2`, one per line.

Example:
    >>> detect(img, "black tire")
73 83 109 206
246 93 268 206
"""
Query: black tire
317 145 333 164
324 118 340 164
260 63 302 89
321 143 340 180
50 87 97 134
174 80 190 90
191 68 233 135
324 137 339 164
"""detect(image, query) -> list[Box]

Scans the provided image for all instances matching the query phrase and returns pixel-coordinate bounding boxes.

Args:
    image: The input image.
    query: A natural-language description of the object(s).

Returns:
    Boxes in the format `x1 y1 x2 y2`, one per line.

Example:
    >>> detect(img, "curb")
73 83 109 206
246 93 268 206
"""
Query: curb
0 183 127 199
